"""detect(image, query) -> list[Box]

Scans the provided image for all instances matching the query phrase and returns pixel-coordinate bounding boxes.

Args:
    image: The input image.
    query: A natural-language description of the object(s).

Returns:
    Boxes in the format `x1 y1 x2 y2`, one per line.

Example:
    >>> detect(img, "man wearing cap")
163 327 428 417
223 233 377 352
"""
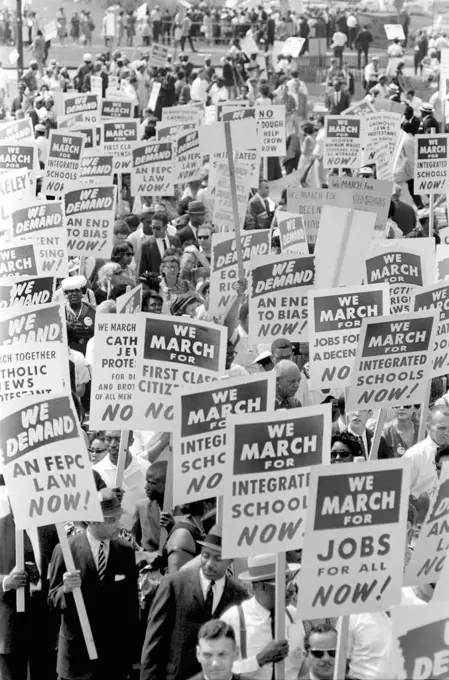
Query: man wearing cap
61 275 95 356
220 553 306 679
419 103 440 133
48 489 140 680
177 201 206 247
140 524 248 680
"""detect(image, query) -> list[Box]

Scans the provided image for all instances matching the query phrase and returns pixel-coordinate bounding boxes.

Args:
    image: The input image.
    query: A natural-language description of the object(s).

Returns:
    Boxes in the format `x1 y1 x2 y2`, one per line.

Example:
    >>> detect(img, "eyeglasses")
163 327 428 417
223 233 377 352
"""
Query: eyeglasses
309 649 337 659
88 447 107 454
393 405 412 409
198 234 210 240
331 449 352 460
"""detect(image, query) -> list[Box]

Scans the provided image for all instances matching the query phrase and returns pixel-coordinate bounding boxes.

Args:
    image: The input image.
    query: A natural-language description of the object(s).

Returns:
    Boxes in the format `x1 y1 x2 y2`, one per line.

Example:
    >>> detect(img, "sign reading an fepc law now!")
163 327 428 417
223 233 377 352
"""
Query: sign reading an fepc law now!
347 310 439 411
298 460 409 619
414 134 449 195
131 140 174 196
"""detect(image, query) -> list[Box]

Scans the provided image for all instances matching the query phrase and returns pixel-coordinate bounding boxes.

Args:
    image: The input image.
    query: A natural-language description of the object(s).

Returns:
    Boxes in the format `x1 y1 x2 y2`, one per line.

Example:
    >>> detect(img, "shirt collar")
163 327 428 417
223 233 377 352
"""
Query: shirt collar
199 567 226 591
251 596 272 621
86 528 110 550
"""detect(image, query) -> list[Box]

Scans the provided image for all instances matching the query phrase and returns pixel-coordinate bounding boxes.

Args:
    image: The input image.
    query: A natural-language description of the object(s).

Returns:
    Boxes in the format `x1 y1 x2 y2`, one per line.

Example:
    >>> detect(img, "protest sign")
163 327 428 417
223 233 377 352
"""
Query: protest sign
209 148 260 189
277 212 308 254
161 106 201 125
385 23 405 40
0 142 38 180
173 373 276 505
248 253 315 344
0 239 47 281
79 154 114 186
241 29 259 56
221 106 255 123
315 207 376 288
438 226 449 246
328 176 392 237
62 93 100 125
436 244 449 281
131 140 174 196
90 75 103 97
281 36 305 57
413 281 449 378
0 168 33 227
256 105 286 157
213 159 253 233
287 186 352 244
74 125 100 151
324 116 364 169
90 314 226 432
373 98 404 115
363 112 402 165
41 131 84 198
11 201 68 278
102 119 138 173
156 122 196 143
222 404 331 558
106 75 120 97
100 98 134 120
43 19 58 40
0 276 55 310
342 99 375 117
148 81 161 112
174 130 202 184
209 230 270 321
374 141 393 181
346 310 438 411
0 393 102 529
404 464 449 586
57 113 85 130
298 459 409 618
148 43 170 68
0 118 34 142
308 283 389 390
64 185 116 259
116 285 142 314
391 602 449 680
366 239 435 313
199 118 258 155
414 134 449 195
0 301 70 401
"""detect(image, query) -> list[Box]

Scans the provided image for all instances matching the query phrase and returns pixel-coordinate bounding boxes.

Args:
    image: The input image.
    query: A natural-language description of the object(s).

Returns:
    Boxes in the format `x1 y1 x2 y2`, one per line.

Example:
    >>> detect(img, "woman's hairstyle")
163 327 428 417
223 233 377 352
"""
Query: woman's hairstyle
331 432 363 458
170 293 201 316
110 242 133 263
161 247 182 267
97 262 122 288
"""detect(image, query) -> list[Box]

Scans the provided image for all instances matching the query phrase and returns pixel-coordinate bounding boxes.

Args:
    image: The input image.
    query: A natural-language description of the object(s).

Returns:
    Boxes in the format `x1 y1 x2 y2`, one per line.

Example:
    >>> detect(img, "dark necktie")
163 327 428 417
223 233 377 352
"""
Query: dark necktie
97 541 106 581
264 199 270 215
358 435 367 460
204 580 215 619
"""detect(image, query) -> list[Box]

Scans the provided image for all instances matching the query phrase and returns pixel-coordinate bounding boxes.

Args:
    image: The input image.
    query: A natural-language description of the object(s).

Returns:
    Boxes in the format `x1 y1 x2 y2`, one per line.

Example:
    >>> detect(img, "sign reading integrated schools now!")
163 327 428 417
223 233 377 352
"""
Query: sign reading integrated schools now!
131 140 174 196
324 116 364 168
102 119 139 173
248 253 315 344
209 230 270 321
90 313 226 432
413 281 449 378
0 393 102 529
173 373 276 505
222 404 331 559
41 130 84 197
414 134 449 195
308 283 389 390
64 185 116 259
298 460 409 619
391 602 449 680
0 276 55 310
347 310 439 412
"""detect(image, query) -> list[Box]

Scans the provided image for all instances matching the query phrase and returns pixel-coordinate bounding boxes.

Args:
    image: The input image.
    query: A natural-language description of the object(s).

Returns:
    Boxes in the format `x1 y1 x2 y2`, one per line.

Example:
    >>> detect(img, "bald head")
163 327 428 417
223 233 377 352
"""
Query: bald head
427 406 449 447
275 360 301 399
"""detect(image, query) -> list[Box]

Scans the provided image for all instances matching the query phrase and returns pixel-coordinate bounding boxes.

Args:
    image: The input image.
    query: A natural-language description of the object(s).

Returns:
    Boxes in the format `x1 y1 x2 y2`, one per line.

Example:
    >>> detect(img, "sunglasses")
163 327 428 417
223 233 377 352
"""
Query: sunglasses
310 649 337 659
198 234 210 240
331 450 352 459
393 405 412 409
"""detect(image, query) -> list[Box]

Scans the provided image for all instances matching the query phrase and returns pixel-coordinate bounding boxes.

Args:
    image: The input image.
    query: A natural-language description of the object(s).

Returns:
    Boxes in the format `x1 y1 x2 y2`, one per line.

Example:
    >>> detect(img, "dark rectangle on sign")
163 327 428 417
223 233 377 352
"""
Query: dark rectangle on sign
414 287 449 322
144 318 222 372
0 277 54 309
366 252 423 286
361 317 433 357
0 244 37 278
417 137 447 160
233 414 323 475
314 290 384 333
313 469 403 530
0 304 63 345
398 617 449 679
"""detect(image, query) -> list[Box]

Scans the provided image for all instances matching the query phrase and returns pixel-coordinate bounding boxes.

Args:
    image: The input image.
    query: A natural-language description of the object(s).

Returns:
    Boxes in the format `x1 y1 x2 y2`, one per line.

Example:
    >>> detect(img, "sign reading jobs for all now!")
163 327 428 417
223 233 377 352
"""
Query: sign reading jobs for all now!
42 131 84 198
347 311 438 412
0 393 102 529
64 185 116 260
222 405 331 559
308 284 390 391
324 116 364 169
131 140 174 196
248 253 315 345
414 134 449 195
90 314 226 432
173 373 276 505
298 460 410 619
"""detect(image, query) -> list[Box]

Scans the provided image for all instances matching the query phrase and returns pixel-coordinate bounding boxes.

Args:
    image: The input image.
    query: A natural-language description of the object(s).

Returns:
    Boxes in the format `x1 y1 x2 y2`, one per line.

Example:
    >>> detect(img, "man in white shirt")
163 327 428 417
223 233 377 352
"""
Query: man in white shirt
331 29 347 66
191 70 210 104
346 13 358 49
93 430 150 530
209 77 229 105
68 346 91 397
364 56 379 90
404 405 449 501
304 624 338 680
221 553 306 679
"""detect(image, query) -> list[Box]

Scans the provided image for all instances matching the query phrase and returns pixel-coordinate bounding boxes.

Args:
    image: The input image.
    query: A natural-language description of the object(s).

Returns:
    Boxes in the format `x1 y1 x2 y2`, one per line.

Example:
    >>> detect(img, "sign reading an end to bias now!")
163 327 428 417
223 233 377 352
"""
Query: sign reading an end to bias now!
347 310 439 411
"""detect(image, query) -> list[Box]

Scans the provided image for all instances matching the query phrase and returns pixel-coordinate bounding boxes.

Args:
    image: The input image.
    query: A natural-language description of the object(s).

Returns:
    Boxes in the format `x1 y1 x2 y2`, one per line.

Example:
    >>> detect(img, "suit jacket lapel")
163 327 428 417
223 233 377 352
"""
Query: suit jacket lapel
215 576 234 617
193 567 205 608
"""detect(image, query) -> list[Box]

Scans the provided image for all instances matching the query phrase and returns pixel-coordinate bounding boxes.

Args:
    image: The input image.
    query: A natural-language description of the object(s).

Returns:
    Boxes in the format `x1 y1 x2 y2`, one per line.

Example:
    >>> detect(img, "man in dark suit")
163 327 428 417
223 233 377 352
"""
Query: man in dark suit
140 524 248 680
189 619 248 680
138 211 181 277
419 103 440 133
324 78 351 114
391 184 419 236
0 478 59 680
248 180 273 229
331 404 393 459
48 489 140 680
177 200 206 247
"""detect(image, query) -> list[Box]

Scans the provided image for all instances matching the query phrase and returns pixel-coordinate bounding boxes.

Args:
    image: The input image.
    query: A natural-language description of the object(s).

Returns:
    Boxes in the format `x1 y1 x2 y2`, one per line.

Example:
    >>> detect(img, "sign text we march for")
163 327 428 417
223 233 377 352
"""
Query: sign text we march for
347 311 438 412
173 373 276 505
102 119 139 173
64 185 116 259
324 116 364 168
308 284 389 390
0 393 102 529
0 239 46 281
222 405 331 558
414 134 449 195
298 460 409 619
413 280 449 378
248 253 315 344
42 131 84 197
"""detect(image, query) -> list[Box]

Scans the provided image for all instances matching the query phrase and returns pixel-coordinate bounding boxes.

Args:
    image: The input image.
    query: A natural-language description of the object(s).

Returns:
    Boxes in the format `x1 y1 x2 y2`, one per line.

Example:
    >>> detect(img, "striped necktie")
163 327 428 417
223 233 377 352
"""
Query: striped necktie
97 541 106 581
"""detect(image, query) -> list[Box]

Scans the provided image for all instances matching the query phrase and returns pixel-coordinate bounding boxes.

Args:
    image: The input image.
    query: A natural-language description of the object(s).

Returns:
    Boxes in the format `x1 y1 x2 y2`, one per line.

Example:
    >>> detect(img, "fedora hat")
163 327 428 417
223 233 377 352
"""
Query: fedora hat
197 524 222 553
239 553 301 582
187 200 206 216
100 489 124 519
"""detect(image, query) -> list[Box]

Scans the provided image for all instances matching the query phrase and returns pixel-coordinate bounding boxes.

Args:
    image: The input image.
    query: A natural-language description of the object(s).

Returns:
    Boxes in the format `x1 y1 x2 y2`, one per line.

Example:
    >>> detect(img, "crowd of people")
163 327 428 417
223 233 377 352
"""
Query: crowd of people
1 2 449 680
